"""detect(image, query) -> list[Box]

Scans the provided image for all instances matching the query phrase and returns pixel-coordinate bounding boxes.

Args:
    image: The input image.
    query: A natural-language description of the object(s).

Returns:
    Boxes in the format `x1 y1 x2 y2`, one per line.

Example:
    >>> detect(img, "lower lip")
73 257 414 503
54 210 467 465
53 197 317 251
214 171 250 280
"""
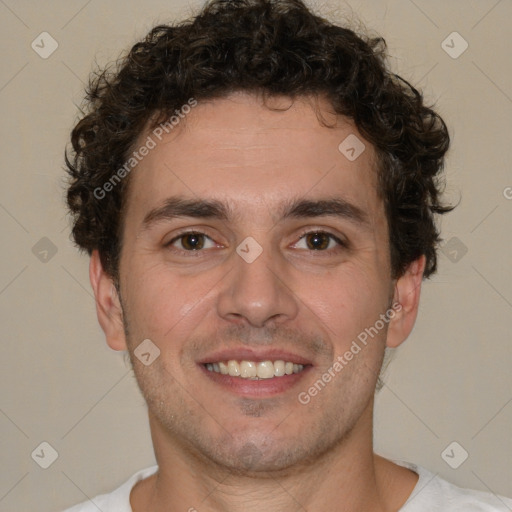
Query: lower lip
198 364 311 398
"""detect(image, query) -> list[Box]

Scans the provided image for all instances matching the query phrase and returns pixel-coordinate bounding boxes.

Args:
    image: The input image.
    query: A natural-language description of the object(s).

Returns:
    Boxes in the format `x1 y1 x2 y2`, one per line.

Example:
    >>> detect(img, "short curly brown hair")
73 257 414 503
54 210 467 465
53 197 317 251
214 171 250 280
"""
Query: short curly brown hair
65 0 452 284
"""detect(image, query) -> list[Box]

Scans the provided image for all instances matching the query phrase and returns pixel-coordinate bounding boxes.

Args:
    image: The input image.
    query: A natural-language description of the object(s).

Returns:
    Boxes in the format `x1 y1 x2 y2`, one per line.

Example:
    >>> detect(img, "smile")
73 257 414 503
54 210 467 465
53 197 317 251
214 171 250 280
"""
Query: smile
204 360 305 379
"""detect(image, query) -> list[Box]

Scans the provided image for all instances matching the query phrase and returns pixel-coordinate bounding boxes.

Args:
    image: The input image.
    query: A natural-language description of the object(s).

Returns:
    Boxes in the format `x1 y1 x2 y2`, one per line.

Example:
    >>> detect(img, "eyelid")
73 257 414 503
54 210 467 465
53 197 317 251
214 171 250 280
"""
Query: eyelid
292 228 348 251
165 227 348 253
165 229 219 252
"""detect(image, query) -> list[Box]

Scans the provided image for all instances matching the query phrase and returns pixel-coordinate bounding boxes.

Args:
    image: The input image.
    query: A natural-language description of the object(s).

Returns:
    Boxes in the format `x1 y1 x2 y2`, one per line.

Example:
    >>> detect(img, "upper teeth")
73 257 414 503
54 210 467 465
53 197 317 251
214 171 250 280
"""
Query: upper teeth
205 360 305 379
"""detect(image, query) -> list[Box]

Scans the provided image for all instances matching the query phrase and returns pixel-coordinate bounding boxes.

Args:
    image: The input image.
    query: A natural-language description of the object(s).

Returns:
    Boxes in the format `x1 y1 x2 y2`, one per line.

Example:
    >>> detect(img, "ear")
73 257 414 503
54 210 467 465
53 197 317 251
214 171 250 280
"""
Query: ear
386 255 426 348
89 249 127 351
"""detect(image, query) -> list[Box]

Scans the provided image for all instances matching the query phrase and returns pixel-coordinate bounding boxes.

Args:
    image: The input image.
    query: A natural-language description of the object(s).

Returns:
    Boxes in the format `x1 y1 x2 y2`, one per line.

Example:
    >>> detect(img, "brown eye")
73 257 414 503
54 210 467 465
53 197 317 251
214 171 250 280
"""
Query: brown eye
293 230 347 253
304 232 331 250
180 233 205 250
168 232 216 251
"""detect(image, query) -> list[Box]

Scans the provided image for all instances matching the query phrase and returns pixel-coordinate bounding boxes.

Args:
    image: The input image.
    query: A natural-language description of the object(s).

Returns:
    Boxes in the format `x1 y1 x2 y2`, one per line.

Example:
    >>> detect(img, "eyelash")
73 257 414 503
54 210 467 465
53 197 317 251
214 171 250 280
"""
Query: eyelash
166 229 348 255
295 229 348 253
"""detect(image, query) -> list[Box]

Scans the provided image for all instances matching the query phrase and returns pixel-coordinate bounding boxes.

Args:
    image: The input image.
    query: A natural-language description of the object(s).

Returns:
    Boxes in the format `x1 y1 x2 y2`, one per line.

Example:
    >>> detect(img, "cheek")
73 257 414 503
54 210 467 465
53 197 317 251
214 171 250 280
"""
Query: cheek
121 263 177 341
300 265 390 344
122 260 218 344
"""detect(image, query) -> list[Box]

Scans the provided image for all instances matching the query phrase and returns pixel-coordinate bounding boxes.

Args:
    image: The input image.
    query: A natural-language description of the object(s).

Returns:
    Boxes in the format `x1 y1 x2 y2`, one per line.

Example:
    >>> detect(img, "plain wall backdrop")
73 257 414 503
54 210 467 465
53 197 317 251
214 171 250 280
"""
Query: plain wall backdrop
0 1 511 510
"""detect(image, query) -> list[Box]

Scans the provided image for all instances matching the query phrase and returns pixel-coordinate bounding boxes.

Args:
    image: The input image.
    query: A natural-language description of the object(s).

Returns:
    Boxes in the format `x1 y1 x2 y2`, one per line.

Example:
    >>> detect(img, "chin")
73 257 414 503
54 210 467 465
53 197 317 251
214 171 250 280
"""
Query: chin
201 422 338 476
209 440 306 475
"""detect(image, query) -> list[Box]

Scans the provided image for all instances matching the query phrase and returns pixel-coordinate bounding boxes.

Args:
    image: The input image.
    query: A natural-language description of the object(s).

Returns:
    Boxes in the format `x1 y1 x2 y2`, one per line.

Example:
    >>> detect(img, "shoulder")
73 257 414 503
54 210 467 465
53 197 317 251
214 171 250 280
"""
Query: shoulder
396 461 512 511
59 465 158 512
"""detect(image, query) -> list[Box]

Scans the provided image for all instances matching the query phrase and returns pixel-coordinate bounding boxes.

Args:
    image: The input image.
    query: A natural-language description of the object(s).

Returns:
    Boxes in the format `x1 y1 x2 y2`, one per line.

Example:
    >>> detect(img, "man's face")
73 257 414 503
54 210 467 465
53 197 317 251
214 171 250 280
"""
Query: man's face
116 92 395 472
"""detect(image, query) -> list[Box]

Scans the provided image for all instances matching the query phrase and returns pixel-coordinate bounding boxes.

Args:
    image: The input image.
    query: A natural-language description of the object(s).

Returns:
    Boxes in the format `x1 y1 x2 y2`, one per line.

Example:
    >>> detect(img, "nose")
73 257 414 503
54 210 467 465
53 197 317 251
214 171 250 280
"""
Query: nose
216 242 299 328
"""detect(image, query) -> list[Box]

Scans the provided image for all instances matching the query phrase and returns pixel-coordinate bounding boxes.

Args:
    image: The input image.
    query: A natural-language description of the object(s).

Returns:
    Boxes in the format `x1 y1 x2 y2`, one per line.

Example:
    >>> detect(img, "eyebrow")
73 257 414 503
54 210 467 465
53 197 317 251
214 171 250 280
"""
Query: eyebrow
281 197 369 227
141 195 370 231
142 197 232 228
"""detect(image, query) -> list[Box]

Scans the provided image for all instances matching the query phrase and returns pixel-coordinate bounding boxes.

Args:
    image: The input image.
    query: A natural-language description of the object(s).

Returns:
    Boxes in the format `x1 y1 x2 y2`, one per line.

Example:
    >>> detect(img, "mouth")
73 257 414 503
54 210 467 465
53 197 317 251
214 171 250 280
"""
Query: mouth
203 359 306 379
197 350 312 398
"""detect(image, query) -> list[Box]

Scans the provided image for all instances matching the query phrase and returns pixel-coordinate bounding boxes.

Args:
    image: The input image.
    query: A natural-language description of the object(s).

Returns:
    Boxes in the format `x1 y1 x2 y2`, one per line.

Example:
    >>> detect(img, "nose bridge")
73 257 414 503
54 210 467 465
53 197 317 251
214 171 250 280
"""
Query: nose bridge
216 239 298 327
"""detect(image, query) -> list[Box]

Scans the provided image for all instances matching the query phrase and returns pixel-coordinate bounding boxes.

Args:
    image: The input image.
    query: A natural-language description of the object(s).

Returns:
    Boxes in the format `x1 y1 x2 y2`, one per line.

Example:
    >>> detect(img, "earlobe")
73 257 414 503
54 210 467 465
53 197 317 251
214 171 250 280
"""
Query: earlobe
386 255 426 348
89 250 127 351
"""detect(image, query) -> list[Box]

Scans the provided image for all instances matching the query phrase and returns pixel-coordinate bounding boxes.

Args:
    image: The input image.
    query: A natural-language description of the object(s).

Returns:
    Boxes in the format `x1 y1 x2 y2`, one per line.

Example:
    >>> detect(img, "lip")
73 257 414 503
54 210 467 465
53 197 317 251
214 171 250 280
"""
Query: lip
198 362 312 398
197 348 313 366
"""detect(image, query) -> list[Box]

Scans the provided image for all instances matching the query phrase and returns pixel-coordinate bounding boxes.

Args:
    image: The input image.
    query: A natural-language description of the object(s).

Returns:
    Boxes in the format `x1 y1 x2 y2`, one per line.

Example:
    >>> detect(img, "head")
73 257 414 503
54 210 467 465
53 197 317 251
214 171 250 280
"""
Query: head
66 0 451 474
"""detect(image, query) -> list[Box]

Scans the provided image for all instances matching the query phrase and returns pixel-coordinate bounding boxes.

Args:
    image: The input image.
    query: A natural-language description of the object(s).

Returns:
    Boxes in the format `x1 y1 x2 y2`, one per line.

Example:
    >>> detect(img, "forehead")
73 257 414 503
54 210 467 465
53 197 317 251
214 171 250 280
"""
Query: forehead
124 92 383 227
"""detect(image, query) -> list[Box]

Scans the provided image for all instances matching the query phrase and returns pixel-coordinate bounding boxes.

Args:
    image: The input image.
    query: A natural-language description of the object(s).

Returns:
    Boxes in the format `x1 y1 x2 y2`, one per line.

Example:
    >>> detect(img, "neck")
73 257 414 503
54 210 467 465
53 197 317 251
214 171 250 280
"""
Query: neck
131 403 417 512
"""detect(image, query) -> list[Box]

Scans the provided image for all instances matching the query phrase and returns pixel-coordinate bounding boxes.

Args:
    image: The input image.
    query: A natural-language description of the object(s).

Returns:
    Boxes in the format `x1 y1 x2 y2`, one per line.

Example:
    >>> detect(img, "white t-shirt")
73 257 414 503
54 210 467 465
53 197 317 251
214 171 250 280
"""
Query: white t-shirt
62 460 512 511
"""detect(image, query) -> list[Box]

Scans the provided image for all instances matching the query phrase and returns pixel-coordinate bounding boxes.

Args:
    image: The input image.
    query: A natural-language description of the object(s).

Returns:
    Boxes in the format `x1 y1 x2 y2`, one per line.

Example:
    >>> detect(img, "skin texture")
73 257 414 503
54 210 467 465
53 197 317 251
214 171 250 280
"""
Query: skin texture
90 92 425 511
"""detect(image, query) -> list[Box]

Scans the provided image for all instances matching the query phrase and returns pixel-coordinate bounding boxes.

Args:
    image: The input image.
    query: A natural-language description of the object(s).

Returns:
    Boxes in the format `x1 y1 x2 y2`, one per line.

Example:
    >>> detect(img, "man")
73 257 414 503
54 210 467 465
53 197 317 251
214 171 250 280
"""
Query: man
62 0 512 510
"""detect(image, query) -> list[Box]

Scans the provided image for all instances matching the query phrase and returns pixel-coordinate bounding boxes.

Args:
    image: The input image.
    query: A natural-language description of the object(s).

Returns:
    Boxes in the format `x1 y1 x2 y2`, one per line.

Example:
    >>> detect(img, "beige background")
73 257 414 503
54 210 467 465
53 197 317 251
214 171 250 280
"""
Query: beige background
0 0 511 510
